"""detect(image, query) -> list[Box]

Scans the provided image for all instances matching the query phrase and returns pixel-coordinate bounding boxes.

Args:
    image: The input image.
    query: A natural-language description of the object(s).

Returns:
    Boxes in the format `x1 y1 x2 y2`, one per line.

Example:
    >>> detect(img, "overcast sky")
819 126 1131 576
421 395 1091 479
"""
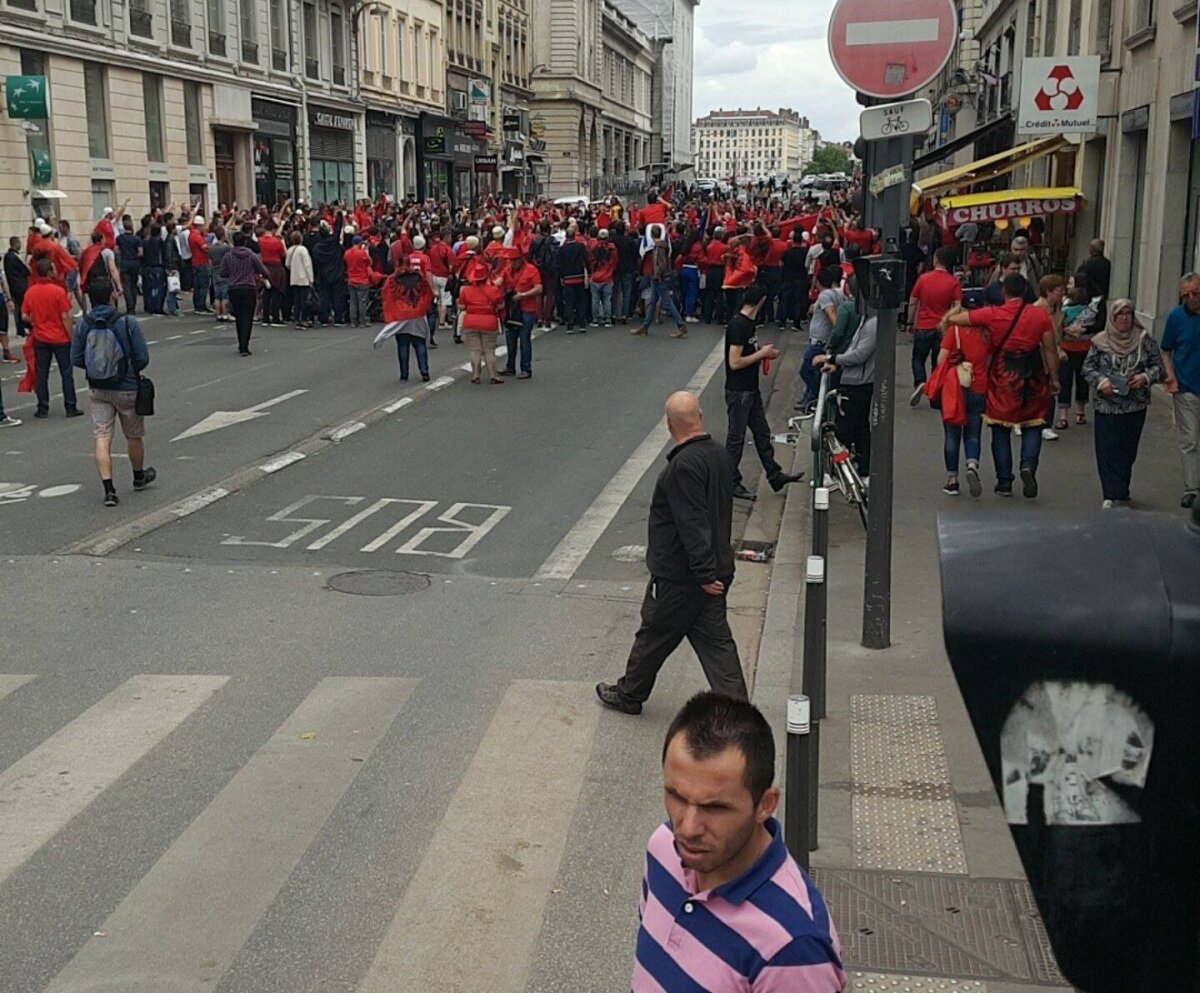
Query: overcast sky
692 0 860 142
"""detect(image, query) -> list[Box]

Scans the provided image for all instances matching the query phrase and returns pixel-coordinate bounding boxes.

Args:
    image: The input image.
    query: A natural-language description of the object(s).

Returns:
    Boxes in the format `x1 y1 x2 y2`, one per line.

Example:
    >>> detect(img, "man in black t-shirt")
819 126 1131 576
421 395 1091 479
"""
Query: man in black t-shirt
725 284 804 501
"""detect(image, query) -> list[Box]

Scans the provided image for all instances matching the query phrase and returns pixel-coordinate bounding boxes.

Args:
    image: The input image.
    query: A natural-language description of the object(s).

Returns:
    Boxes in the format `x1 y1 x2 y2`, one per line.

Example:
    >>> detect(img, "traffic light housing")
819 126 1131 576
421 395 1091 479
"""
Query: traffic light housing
939 510 1200 992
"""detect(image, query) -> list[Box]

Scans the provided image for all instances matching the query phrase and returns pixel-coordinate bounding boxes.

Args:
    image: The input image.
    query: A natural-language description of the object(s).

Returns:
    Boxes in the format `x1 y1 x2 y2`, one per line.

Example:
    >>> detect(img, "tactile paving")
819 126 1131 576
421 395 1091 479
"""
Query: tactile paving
850 695 969 874
848 973 987 992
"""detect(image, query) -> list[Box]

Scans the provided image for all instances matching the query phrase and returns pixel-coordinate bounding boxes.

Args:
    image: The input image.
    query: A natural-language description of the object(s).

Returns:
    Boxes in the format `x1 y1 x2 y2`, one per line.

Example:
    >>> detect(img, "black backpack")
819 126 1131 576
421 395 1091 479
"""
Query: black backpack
533 235 559 274
86 252 113 296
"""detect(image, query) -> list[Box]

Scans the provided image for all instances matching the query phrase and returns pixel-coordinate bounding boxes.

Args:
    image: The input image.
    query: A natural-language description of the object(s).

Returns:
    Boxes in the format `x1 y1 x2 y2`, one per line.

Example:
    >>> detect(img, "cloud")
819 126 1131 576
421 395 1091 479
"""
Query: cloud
691 0 860 142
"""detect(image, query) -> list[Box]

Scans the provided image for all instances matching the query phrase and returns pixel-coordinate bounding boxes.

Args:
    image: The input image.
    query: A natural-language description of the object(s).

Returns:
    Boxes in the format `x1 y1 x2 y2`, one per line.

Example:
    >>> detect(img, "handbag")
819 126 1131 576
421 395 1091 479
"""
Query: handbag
167 272 181 293
954 327 974 388
115 317 155 416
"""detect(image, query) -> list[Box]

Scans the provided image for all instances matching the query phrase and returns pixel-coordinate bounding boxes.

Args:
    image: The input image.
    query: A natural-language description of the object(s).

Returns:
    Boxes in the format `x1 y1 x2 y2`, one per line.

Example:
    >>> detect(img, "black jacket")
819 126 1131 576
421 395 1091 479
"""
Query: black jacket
615 233 640 275
558 238 587 280
646 434 735 586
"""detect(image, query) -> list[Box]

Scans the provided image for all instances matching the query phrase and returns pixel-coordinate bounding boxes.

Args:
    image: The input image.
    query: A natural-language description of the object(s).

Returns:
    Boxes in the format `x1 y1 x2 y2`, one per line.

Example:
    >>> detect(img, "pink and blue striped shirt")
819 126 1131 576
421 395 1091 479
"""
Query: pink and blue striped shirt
633 818 845 992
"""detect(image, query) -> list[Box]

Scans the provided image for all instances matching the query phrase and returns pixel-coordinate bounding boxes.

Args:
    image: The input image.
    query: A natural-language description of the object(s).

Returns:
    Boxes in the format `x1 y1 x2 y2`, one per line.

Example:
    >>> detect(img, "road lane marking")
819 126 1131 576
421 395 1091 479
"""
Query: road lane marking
223 496 363 548
145 340 158 345
329 420 366 441
41 677 415 993
166 334 183 340
305 498 419 550
381 396 414 413
173 389 309 441
190 329 208 335
425 375 454 391
171 488 229 517
533 336 727 581
0 674 36 703
357 500 440 552
0 674 228 886
394 502 511 558
358 680 599 993
259 451 306 474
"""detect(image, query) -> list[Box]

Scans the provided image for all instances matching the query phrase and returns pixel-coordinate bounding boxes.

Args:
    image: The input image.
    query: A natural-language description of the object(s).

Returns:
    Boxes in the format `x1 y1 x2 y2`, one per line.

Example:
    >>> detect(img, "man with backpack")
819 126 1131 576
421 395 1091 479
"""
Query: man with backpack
71 279 154 507
530 221 559 331
79 231 120 312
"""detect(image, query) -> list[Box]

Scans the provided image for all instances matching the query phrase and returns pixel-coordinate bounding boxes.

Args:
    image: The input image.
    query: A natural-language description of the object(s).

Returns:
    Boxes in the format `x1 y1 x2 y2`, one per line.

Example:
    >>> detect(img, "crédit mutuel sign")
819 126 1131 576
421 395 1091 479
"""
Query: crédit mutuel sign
1016 56 1101 135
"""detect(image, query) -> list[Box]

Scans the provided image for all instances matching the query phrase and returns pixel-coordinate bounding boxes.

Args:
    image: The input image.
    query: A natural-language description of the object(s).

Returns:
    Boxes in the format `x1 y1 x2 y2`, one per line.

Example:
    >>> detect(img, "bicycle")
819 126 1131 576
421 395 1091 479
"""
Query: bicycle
880 118 910 136
791 372 868 529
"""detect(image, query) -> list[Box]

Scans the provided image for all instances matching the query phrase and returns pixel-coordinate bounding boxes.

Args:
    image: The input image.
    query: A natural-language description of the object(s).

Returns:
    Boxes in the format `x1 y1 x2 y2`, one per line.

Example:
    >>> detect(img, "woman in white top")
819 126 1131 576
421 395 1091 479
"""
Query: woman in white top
285 232 314 328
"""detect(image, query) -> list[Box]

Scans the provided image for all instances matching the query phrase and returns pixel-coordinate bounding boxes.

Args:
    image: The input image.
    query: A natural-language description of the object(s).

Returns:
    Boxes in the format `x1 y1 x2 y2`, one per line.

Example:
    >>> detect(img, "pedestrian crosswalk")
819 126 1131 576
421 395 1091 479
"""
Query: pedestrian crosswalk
0 672 628 993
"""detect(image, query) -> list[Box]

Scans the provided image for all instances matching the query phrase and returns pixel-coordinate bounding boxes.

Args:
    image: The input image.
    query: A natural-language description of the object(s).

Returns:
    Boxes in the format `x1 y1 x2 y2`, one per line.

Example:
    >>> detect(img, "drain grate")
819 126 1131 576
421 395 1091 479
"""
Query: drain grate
326 570 430 596
812 868 1067 987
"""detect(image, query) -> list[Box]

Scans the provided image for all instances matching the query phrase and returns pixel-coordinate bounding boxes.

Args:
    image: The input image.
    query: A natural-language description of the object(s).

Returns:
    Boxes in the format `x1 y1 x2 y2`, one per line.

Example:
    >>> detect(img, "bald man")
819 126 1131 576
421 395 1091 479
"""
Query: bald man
597 391 748 714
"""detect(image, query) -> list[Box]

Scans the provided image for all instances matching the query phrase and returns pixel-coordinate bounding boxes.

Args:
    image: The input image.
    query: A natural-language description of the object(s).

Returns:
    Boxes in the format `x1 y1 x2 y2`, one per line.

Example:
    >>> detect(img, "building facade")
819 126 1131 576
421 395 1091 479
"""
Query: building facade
598 0 654 194
692 107 807 184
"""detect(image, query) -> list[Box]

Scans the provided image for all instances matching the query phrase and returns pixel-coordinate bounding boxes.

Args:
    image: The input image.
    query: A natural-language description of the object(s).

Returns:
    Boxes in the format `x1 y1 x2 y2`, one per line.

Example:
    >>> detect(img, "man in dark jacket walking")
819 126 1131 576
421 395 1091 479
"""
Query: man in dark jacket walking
596 391 747 714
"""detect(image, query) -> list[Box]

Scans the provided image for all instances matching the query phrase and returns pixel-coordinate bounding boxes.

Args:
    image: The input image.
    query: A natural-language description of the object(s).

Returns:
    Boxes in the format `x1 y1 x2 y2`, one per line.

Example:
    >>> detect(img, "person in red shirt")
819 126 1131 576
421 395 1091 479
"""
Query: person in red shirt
379 252 435 382
933 314 992 496
344 236 375 327
502 253 542 378
722 235 757 316
945 273 1060 498
258 222 287 325
94 206 119 252
187 218 213 314
457 259 506 384
427 227 455 332
679 234 704 323
587 228 617 326
906 246 964 402
638 191 671 230
702 229 729 323
20 258 80 418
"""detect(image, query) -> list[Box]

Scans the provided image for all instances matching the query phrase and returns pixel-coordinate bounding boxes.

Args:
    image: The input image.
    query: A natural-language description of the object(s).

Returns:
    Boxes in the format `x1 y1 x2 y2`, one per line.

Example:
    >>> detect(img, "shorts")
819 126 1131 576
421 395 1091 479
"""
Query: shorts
432 276 451 307
213 282 230 302
89 389 145 440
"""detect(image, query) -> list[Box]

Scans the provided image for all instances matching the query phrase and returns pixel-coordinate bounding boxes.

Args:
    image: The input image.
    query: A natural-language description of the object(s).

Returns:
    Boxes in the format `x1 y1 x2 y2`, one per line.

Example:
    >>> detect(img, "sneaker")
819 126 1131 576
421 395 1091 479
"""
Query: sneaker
103 491 119 508
686 316 700 324
516 371 531 380
995 483 1013 497
33 409 48 419
132 467 157 491
1 353 19 364
499 368 514 376
565 327 577 335
909 385 925 407
1182 491 1198 509
943 479 960 495
1042 427 1059 441
595 682 642 715
421 373 430 382
0 415 21 427
590 322 601 328
428 340 438 349
965 463 982 498
1020 466 1038 499
1102 499 1114 509
65 408 84 418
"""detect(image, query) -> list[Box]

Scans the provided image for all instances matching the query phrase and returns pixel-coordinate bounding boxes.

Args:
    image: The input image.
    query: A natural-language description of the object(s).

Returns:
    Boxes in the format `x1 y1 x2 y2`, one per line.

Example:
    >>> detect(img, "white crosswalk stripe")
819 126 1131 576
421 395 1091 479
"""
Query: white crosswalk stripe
0 673 36 703
0 674 228 887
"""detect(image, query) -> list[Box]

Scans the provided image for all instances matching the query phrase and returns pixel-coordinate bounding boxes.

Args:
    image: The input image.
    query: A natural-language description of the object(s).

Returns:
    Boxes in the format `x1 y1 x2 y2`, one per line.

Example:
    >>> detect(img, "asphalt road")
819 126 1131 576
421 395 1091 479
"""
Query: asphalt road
0 307 802 993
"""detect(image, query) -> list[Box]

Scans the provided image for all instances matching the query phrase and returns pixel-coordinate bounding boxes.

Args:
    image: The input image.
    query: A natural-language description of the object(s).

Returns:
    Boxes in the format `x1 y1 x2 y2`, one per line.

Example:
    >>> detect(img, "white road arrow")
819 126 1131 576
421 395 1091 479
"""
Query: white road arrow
172 390 308 442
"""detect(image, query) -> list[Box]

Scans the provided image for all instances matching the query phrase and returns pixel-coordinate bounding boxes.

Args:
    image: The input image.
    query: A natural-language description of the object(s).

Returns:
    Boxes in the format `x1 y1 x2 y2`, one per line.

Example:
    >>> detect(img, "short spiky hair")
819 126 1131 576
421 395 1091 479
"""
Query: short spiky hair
663 692 775 803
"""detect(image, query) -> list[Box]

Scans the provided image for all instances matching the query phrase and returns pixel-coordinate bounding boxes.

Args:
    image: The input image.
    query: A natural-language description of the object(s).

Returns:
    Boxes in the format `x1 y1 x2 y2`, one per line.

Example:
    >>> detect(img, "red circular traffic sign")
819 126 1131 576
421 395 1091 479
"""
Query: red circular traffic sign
827 0 958 100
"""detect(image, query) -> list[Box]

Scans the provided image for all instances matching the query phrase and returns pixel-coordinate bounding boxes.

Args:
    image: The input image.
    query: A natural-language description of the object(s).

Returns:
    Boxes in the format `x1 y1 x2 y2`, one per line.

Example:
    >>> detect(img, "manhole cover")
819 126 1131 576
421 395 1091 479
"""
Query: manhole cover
611 544 647 563
327 570 430 596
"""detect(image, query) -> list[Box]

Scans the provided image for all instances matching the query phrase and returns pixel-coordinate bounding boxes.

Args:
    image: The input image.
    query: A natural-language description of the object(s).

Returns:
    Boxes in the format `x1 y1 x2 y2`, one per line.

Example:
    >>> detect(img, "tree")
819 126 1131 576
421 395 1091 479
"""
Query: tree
803 145 851 177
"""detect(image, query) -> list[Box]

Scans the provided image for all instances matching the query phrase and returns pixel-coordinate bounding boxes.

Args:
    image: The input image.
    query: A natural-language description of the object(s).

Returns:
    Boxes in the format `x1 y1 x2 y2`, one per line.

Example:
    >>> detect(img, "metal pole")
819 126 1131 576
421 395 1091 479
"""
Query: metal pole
807 490 829 720
785 693 811 871
861 134 913 650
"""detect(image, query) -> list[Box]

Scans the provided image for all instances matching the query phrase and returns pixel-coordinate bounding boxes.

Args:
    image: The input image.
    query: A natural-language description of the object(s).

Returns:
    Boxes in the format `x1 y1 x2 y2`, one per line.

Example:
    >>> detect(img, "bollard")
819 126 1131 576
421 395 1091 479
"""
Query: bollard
806 487 830 721
785 693 812 871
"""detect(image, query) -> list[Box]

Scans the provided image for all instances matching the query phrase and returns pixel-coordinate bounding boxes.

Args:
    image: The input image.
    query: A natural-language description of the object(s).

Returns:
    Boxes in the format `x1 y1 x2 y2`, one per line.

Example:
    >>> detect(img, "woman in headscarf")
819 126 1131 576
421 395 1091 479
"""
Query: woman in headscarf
378 251 434 382
456 257 506 384
1083 299 1165 508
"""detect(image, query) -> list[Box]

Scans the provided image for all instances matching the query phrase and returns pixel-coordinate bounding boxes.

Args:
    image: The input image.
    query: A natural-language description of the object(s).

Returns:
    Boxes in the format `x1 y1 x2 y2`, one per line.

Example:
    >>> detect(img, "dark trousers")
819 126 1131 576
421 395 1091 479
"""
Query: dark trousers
395 334 429 379
616 577 747 705
539 269 558 324
702 266 725 323
991 424 1042 486
119 265 140 314
777 280 804 327
229 285 256 351
1094 409 1146 501
179 258 193 292
291 285 310 325
142 266 165 314
726 388 783 488
723 287 745 321
262 281 284 324
758 267 782 324
911 329 941 386
1058 351 1089 406
34 341 77 412
835 382 873 476
561 281 587 329
505 312 535 374
10 290 27 336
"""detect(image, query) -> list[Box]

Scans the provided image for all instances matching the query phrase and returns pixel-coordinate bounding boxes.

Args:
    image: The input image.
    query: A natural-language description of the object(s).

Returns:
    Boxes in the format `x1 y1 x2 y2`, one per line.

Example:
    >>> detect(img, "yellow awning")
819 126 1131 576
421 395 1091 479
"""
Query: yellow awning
938 187 1086 225
939 186 1084 209
912 136 1070 200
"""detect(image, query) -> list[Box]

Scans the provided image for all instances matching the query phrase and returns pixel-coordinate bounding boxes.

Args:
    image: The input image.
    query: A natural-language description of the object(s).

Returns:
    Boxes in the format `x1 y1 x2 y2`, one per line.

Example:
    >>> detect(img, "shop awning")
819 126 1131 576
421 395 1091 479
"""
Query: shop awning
912 114 1012 172
34 189 67 199
913 136 1069 200
938 186 1085 226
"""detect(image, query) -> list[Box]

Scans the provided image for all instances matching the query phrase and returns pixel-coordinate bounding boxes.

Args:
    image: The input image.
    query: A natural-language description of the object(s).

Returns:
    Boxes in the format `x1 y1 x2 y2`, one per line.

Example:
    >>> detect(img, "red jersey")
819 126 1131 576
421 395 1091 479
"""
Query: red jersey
766 238 790 267
21 281 71 345
513 262 542 314
259 234 286 266
458 282 505 332
94 217 116 251
427 239 454 278
703 239 727 268
587 239 617 283
640 201 668 227
910 269 963 330
343 245 373 286
188 229 210 266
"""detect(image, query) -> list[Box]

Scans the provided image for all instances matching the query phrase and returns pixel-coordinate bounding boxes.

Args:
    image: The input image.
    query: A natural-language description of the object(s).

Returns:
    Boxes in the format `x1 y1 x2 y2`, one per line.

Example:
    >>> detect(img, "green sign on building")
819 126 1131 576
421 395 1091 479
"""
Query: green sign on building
5 75 48 120
30 148 52 185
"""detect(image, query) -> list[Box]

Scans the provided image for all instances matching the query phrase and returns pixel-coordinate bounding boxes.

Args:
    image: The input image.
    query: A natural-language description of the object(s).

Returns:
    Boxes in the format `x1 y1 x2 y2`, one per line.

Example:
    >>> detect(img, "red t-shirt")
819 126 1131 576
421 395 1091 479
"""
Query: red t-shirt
587 240 617 283
513 263 542 313
910 269 963 330
343 246 373 286
22 281 72 345
188 229 210 267
428 239 454 278
940 325 991 394
640 202 668 228
259 235 286 266
703 239 727 268
94 218 116 251
766 239 790 267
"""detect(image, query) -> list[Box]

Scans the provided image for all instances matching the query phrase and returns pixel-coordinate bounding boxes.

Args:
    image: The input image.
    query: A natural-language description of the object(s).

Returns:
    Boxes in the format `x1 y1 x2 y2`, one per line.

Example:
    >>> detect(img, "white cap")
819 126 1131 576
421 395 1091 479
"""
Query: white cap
36 220 52 235
343 224 356 237
412 235 426 250
102 206 114 216
492 225 505 240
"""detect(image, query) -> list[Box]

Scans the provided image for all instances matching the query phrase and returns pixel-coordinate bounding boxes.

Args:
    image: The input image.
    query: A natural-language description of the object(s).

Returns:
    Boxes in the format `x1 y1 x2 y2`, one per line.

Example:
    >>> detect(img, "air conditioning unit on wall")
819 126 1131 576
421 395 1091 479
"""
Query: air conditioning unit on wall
451 91 468 111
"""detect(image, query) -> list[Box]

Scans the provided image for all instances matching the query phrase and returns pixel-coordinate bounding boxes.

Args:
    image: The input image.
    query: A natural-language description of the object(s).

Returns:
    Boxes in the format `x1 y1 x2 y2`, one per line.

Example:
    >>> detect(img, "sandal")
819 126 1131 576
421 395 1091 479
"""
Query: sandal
489 377 505 385
670 328 688 338
470 377 481 384
1076 411 1087 425
1055 418 1069 430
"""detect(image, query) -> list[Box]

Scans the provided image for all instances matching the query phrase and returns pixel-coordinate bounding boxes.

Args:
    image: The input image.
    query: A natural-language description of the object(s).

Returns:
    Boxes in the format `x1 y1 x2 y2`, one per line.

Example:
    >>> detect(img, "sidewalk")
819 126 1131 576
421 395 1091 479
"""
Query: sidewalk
754 339 1187 993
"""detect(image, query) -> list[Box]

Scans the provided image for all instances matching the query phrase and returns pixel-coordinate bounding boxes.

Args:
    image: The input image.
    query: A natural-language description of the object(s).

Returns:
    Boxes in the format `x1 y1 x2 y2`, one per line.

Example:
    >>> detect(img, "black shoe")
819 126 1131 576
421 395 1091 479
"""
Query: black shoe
499 368 514 376
1020 466 1038 499
909 384 925 407
595 682 642 715
995 483 1013 497
103 491 119 508
732 483 757 501
943 479 960 495
239 349 251 356
65 407 84 418
454 334 463 344
770 471 804 493
133 467 157 490
34 409 48 419
1183 491 1198 509
421 373 430 382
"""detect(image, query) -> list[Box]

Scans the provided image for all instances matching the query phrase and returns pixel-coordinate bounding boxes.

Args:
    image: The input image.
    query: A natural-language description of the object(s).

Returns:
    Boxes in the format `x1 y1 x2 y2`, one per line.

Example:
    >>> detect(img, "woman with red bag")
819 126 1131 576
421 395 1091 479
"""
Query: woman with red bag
933 306 992 496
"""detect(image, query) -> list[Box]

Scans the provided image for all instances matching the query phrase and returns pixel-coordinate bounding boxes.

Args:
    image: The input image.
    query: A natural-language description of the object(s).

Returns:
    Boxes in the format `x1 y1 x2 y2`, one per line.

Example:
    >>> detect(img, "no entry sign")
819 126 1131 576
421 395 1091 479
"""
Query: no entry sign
828 0 957 100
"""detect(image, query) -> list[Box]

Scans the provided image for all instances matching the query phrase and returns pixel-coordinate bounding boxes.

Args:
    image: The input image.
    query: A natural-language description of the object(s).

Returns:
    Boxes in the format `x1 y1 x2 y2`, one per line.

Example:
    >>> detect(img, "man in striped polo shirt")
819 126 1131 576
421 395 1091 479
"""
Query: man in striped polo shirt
634 692 845 992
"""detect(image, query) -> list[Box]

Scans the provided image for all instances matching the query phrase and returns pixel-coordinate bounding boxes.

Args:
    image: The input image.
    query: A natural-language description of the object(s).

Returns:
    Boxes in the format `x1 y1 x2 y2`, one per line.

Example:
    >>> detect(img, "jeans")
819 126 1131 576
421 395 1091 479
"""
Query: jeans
34 341 77 412
166 288 178 316
702 266 725 323
614 272 635 320
348 284 371 325
1094 409 1146 501
590 280 613 324
680 266 700 319
505 312 535 374
943 390 986 473
119 264 140 314
797 340 826 405
725 389 783 488
643 278 684 329
229 285 256 351
991 423 1043 486
395 334 429 379
561 281 587 329
911 329 941 386
778 281 804 327
758 266 782 324
192 264 211 312
1057 351 1089 406
291 285 311 325
142 266 165 314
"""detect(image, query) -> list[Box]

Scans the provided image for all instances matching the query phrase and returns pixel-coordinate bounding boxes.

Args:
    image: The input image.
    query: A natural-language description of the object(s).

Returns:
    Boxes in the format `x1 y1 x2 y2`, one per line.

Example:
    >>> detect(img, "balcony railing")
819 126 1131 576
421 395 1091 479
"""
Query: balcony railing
129 7 153 36
305 57 319 79
209 31 226 56
242 39 258 62
272 47 287 70
8 0 37 11
70 0 96 24
333 65 345 85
